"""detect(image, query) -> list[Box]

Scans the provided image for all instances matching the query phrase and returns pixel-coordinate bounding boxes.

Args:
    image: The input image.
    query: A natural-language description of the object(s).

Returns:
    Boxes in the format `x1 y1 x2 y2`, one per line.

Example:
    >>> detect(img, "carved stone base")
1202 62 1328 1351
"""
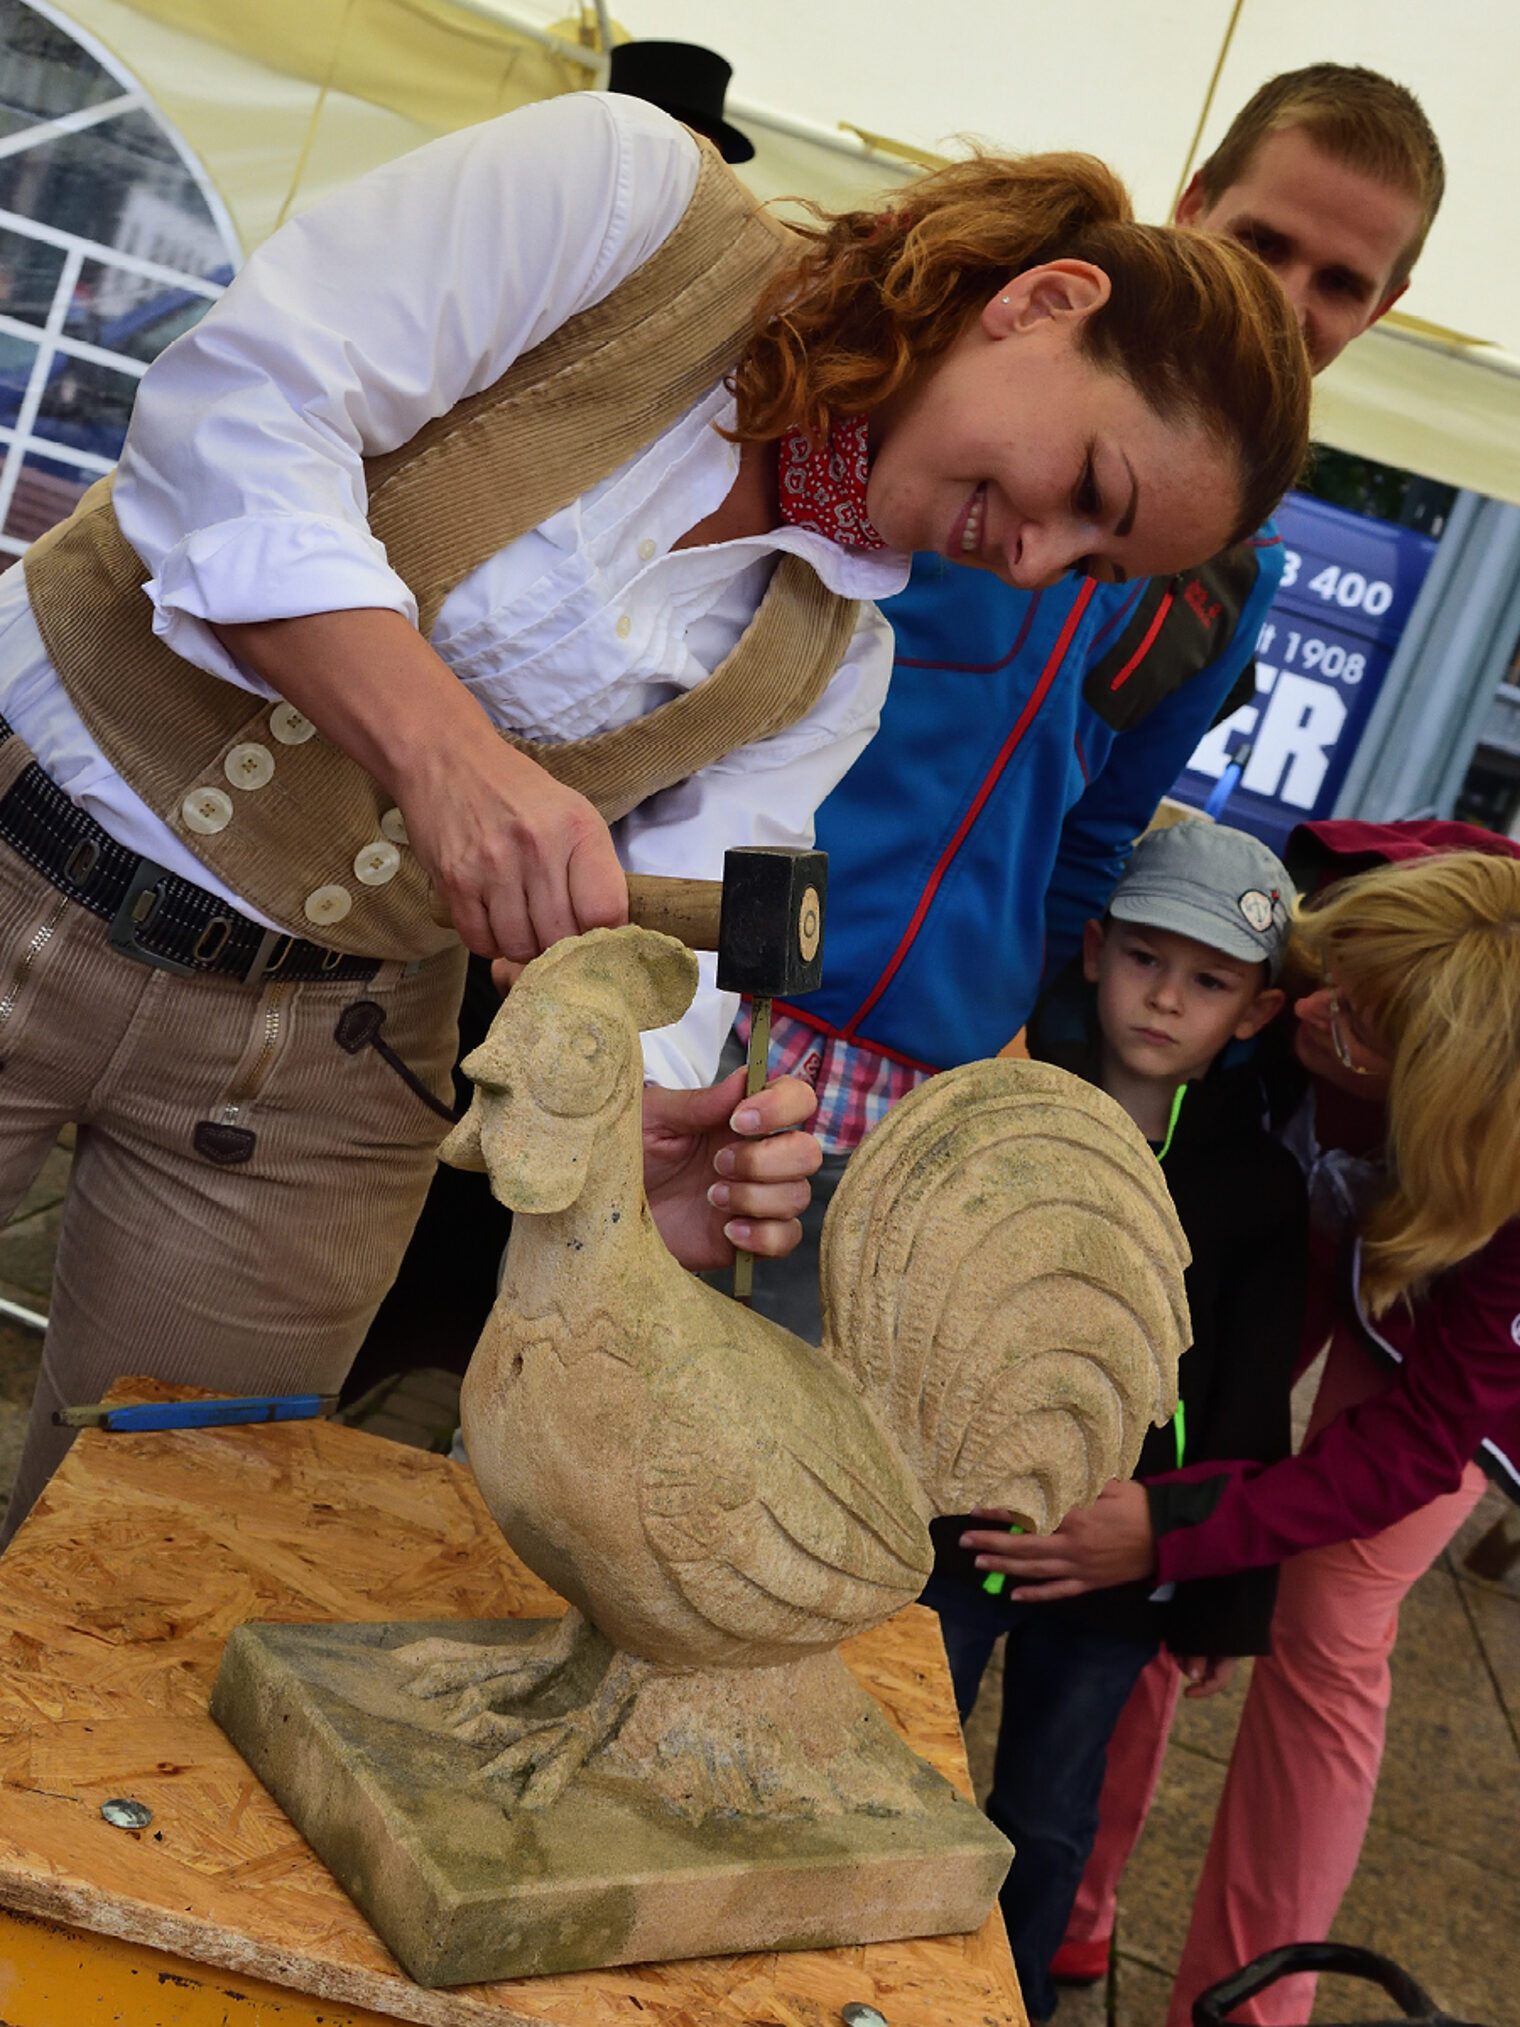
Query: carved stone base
210 1617 1012 1989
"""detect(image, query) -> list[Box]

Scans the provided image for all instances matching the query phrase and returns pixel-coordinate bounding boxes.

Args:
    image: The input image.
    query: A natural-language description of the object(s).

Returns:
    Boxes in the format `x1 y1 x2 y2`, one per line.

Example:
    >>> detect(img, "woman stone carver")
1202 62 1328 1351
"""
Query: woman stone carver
0 90 1308 1533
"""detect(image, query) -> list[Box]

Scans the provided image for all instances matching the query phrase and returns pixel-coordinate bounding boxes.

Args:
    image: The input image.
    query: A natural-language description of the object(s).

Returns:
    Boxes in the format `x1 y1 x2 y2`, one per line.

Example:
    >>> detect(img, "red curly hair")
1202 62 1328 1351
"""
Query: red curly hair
729 151 1310 547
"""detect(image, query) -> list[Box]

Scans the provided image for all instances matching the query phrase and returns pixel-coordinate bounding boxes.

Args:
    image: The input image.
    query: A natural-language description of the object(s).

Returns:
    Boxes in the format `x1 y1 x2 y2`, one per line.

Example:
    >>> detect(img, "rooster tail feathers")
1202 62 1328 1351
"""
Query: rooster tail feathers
818 1060 1189 1532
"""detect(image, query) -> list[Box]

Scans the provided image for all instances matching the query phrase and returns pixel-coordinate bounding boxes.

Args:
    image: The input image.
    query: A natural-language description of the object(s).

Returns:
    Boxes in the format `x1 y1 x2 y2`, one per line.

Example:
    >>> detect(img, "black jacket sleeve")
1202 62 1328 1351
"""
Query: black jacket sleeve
1156 1143 1308 1657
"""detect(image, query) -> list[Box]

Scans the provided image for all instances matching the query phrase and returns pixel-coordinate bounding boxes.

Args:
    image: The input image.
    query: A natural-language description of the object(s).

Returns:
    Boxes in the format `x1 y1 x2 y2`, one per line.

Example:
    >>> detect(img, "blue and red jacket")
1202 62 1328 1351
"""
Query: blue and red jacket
784 533 1284 1071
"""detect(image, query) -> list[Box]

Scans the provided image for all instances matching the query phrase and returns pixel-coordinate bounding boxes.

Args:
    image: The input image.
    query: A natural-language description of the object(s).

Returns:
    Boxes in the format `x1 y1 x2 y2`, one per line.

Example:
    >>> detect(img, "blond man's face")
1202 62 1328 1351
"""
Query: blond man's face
1177 126 1425 373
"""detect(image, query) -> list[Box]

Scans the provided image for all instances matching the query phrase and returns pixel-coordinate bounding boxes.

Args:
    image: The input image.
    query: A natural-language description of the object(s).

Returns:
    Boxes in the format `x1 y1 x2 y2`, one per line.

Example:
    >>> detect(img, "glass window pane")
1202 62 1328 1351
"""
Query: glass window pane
0 0 121 130
32 353 138 461
0 330 38 433
0 223 64 328
0 110 228 284
0 4 240 559
1 444 88 547
1453 760 1520 837
65 255 217 363
1296 443 1458 538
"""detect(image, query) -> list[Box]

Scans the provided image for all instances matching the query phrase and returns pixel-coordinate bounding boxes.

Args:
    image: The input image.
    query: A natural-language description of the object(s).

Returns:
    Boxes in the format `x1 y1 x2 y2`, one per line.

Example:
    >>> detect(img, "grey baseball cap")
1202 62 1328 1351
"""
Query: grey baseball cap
1108 820 1295 979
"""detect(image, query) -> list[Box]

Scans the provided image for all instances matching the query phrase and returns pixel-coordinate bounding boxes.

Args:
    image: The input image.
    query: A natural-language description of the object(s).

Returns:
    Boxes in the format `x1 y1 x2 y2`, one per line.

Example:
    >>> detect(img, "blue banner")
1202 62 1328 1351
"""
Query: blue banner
1171 493 1438 855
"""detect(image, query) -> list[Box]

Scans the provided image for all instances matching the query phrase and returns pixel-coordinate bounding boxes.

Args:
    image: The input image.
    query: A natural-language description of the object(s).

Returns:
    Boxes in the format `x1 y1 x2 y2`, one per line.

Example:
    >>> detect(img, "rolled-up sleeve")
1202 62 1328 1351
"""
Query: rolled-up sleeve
633 601 894 1088
114 94 700 691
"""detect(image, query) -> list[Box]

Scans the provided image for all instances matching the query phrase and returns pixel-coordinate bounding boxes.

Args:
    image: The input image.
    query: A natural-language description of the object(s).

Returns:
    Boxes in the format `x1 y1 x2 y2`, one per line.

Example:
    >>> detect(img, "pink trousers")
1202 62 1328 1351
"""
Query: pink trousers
1064 1345 1490 2024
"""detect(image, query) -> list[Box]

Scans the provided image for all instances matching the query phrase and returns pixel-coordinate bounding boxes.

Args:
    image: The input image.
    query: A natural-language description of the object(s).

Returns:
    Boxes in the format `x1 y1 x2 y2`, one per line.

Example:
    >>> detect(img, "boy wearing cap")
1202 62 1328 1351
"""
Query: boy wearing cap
922 819 1308 2024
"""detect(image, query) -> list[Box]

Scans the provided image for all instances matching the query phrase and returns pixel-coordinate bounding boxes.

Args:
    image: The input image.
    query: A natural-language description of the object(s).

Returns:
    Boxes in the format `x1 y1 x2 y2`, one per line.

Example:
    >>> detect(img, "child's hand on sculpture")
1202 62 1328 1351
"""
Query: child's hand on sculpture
962 1478 1157 1598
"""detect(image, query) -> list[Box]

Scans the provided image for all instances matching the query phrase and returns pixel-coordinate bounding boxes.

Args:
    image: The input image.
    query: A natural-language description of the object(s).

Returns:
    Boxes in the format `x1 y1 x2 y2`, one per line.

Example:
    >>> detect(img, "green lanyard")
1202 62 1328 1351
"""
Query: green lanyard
979 1082 1188 1596
1157 1081 1187 1162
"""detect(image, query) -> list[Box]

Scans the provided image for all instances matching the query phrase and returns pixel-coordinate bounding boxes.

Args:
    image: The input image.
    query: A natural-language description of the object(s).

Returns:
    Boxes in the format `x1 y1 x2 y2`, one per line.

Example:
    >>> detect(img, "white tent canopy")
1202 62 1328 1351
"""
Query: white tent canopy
641 0 1520 505
637 1 1515 350
23 0 1520 503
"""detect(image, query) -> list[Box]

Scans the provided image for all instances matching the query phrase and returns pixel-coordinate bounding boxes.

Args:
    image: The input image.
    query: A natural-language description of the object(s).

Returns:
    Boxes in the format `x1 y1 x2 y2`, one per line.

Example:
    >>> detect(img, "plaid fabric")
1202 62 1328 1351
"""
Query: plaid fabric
742 1006 932 1153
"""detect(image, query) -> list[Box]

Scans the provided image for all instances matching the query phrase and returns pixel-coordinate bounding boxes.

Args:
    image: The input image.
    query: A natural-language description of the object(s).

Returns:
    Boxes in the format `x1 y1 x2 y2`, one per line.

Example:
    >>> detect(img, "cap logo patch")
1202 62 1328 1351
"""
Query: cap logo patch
1239 889 1275 932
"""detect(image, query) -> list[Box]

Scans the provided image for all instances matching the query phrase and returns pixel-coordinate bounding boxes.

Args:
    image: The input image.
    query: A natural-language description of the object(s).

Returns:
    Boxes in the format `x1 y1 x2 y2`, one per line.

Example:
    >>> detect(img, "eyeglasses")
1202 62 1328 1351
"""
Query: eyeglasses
1325 988 1384 1078
1327 996 1373 1075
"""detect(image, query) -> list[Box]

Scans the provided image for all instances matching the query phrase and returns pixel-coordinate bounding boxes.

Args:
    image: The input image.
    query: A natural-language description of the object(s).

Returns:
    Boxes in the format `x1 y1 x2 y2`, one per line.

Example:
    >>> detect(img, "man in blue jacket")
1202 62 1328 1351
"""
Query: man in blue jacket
747 63 1444 1338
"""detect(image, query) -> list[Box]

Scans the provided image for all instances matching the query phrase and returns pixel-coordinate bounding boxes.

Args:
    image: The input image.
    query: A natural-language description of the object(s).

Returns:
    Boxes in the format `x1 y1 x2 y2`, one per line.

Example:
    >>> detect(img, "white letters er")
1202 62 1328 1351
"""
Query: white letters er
1187 665 1347 812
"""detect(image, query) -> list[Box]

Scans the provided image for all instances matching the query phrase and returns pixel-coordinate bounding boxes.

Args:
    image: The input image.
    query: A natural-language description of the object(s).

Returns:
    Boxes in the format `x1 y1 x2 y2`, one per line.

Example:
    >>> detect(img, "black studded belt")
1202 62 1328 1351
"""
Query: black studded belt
0 712 382 986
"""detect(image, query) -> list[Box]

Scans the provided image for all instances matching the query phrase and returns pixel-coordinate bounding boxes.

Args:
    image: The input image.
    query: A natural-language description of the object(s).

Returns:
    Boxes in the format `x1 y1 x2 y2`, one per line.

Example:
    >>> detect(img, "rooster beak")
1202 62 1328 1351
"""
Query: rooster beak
438 1094 487 1172
441 1010 521 1174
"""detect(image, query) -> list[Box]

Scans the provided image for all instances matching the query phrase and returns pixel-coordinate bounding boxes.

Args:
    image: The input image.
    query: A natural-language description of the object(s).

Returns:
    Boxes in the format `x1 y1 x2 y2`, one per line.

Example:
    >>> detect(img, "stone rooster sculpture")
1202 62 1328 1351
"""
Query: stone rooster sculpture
396 926 1188 1823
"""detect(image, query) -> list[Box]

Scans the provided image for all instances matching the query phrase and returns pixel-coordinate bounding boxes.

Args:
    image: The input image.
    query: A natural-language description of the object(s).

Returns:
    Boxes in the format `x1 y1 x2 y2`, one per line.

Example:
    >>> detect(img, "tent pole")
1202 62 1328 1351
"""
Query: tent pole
1170 0 1245 214
441 1 605 72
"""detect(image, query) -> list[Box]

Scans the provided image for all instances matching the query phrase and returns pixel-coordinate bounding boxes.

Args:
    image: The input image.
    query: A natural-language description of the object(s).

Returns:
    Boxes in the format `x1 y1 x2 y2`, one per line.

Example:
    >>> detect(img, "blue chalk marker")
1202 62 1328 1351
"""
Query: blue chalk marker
55 1394 333 1433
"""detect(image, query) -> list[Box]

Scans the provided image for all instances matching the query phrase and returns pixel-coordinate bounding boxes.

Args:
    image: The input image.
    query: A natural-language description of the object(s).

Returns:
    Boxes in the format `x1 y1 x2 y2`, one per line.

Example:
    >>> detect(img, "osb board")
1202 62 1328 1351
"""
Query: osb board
0 1379 1025 2027
0 1904 418 2024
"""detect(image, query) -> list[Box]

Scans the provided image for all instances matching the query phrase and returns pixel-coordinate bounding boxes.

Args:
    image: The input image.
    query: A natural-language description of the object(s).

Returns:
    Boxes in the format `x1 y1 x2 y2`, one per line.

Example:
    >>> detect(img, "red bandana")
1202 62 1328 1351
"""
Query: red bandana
776 415 888 551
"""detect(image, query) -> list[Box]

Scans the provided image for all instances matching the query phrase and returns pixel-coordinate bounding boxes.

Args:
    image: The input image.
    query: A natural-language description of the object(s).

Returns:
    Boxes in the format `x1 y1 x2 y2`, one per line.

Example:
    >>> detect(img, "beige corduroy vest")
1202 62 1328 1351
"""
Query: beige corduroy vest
23 138 861 961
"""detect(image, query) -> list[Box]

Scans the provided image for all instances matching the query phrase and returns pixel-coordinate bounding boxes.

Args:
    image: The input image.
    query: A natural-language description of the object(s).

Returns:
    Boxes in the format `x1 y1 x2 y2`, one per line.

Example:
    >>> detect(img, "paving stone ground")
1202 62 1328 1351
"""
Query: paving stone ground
2 1153 1517 2023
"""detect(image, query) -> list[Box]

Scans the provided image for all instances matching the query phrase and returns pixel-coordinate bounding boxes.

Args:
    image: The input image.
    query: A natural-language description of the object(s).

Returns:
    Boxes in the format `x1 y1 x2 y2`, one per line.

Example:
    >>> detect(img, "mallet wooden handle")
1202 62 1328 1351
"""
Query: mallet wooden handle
623 874 723 950
428 874 725 951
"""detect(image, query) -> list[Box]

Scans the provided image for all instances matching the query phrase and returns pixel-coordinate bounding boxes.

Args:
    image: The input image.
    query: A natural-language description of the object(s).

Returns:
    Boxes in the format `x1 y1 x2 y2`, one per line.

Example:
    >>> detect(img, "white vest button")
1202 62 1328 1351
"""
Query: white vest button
270 702 317 745
354 840 401 886
304 883 352 925
638 538 656 562
616 613 632 640
380 806 409 846
181 786 233 835
225 742 275 790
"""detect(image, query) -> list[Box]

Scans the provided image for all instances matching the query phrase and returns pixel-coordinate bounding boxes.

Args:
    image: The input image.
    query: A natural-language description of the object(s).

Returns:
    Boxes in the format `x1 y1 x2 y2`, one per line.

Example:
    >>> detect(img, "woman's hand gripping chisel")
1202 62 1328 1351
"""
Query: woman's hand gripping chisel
704 848 826 1300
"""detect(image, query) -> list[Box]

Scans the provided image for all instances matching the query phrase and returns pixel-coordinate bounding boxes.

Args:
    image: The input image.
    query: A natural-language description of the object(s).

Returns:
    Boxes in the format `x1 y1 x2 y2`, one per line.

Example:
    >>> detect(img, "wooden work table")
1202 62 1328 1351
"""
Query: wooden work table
0 1379 1025 2027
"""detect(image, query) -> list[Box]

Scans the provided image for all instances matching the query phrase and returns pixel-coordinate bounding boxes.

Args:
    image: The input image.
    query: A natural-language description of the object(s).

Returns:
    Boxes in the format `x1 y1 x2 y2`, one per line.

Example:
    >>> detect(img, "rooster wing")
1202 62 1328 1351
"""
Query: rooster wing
639 1329 932 1664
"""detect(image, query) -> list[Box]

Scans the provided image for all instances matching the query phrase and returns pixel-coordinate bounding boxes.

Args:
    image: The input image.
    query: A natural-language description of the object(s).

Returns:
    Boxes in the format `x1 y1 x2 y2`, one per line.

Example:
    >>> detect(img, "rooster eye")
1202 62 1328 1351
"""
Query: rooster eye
525 1019 620 1118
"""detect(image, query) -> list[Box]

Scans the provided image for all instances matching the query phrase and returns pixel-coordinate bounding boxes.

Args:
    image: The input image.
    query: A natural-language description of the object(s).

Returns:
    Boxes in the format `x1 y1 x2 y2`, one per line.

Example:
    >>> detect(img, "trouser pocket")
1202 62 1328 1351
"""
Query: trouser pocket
181 947 464 1169
333 999 461 1123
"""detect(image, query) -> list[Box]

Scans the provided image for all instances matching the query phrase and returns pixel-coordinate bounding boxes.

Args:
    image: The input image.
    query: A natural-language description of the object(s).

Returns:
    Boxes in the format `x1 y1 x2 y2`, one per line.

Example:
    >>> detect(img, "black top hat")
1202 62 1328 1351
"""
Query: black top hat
606 40 755 164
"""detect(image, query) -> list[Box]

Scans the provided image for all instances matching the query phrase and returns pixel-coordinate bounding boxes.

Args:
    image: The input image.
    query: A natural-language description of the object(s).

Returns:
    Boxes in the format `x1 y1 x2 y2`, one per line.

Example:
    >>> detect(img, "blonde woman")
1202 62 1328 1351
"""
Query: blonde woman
979 819 1520 2025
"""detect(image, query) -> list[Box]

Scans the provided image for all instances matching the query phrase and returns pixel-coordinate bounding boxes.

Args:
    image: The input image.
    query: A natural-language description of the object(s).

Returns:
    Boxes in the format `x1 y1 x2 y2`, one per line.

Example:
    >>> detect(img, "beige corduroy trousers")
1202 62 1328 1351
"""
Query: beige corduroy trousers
0 826 466 1541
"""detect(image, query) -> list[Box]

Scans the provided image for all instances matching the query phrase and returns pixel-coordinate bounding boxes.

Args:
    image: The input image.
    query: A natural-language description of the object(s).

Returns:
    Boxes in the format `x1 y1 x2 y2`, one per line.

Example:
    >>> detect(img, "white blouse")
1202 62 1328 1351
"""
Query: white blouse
0 93 906 1086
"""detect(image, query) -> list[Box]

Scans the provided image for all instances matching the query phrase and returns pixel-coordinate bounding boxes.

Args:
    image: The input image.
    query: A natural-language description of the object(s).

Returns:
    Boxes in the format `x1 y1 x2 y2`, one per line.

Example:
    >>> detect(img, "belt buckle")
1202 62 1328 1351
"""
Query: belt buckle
106 859 197 977
244 928 295 986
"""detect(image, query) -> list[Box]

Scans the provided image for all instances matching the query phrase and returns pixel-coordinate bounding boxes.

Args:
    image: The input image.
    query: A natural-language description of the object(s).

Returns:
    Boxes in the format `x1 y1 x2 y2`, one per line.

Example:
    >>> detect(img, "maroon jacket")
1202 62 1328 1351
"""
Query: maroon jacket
1150 819 1520 1586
